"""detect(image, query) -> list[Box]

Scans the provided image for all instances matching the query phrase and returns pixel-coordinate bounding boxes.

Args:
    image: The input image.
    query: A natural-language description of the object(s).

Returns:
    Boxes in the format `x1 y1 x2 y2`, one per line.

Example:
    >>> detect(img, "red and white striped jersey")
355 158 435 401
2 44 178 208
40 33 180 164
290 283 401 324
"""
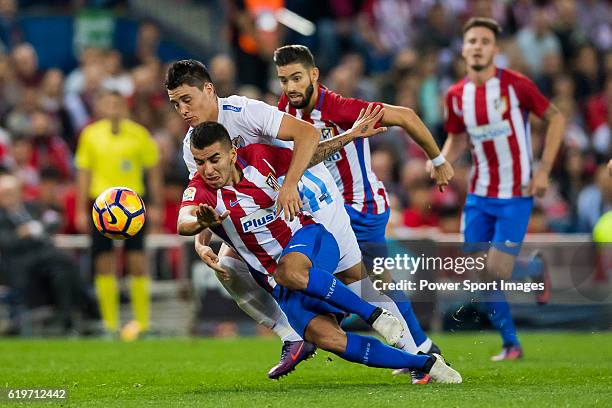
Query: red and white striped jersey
181 144 315 290
444 68 550 198
278 85 389 215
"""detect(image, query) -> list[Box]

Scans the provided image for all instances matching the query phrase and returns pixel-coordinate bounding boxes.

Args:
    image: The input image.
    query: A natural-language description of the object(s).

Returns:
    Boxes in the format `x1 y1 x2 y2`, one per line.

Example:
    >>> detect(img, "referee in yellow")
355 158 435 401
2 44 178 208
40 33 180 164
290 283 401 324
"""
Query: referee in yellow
75 89 162 340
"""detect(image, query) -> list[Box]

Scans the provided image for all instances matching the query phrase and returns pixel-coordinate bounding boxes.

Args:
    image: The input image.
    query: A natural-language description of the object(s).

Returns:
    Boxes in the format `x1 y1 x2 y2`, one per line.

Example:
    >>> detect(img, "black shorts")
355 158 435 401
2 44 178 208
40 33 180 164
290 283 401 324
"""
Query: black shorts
90 217 146 258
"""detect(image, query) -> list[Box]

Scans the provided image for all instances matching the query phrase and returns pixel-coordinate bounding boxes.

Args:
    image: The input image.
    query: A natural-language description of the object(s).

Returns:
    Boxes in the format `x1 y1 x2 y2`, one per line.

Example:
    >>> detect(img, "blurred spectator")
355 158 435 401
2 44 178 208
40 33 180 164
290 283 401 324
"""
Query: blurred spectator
124 19 161 69
576 164 612 232
28 110 73 180
358 0 414 72
129 60 166 131
516 6 561 76
64 47 105 96
572 44 604 103
154 109 189 182
101 49 134 96
586 77 611 157
209 54 237 97
576 0 612 52
5 87 39 137
11 43 44 88
228 0 283 92
64 62 106 133
552 0 588 61
8 137 39 200
0 0 22 50
39 69 75 149
0 173 84 333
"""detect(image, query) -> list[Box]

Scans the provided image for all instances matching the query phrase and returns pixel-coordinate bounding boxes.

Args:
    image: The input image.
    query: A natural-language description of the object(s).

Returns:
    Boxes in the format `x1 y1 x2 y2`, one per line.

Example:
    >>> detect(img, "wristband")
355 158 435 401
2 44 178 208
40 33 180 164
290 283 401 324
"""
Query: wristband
431 154 446 167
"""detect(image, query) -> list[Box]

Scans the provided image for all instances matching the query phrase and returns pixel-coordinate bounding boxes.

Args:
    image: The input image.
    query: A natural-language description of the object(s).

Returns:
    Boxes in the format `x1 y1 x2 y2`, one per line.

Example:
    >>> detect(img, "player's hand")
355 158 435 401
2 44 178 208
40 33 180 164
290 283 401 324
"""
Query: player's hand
195 203 230 228
608 159 612 177
350 104 388 139
430 161 454 192
195 244 231 281
528 169 550 197
277 183 301 221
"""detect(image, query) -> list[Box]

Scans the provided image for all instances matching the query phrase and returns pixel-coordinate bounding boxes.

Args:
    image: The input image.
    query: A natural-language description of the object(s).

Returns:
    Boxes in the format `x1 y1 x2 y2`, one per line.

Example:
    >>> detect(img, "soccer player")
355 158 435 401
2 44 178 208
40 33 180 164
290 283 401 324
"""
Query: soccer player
177 121 462 383
75 90 163 339
273 45 450 379
167 60 440 380
440 17 564 360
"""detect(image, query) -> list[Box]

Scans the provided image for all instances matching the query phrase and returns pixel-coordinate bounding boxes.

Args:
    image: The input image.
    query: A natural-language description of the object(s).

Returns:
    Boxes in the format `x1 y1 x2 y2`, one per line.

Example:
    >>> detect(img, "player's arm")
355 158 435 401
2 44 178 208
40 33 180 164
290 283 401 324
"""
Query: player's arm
308 104 387 167
177 204 229 236
530 103 565 197
381 104 454 192
275 114 320 220
440 132 469 165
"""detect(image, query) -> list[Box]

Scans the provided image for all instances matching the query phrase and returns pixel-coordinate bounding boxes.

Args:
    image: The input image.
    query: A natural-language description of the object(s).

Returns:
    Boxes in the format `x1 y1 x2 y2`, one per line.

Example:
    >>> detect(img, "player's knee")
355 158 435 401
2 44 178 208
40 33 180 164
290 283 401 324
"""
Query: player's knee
275 255 309 290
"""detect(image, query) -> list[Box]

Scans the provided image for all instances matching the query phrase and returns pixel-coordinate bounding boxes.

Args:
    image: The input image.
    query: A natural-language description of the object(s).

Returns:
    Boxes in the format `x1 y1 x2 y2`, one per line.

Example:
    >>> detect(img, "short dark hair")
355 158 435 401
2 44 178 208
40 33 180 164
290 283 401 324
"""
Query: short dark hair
165 59 213 90
190 121 232 150
273 45 315 68
462 17 502 39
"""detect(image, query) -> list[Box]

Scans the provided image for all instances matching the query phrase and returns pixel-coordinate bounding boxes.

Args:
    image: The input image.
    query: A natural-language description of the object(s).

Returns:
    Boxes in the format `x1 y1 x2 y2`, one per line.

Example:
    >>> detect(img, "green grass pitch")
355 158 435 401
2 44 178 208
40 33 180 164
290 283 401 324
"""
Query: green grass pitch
1 332 611 407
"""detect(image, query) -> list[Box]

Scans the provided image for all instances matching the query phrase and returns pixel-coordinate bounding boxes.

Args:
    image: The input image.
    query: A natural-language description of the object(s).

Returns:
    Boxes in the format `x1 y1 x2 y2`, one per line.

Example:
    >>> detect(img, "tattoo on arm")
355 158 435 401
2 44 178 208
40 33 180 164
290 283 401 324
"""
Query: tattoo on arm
308 132 354 167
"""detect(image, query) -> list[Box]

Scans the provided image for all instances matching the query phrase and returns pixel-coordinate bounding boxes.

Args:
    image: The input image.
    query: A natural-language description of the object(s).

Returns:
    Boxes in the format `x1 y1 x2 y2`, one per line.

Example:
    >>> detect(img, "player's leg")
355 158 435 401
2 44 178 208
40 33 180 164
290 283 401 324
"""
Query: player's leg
214 245 315 379
302 312 461 383
483 197 534 361
274 224 404 345
344 205 432 352
91 228 119 334
123 228 150 340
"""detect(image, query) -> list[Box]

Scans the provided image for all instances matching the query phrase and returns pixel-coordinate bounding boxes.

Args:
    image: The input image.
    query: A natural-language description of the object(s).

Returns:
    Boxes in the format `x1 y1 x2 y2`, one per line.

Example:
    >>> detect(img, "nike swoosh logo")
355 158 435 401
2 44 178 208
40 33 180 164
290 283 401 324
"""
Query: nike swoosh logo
290 342 304 361
229 198 244 207
288 244 307 249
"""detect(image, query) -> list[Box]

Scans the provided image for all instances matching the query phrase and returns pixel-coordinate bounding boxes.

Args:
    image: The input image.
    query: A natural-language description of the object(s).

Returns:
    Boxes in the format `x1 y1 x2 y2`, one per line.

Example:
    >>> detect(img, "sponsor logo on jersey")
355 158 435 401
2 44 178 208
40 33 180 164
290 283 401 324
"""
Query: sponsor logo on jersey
182 187 196 202
266 173 281 191
223 104 242 112
240 207 276 233
467 120 512 141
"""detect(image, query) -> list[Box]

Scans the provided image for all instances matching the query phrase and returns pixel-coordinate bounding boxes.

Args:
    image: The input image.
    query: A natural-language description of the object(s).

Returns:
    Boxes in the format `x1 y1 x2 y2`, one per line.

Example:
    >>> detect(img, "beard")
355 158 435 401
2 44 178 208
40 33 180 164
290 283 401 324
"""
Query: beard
288 81 314 109
470 56 494 72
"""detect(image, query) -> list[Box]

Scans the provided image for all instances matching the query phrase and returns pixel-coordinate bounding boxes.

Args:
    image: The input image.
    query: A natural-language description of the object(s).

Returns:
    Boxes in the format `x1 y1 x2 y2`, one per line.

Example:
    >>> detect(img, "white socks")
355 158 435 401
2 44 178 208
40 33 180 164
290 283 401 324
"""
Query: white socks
217 256 302 343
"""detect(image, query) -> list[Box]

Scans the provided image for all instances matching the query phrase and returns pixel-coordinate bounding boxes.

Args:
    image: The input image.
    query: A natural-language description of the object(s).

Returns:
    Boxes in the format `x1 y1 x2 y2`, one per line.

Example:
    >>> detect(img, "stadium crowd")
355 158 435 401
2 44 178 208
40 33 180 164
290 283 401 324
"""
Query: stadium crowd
0 0 610 240
0 0 610 334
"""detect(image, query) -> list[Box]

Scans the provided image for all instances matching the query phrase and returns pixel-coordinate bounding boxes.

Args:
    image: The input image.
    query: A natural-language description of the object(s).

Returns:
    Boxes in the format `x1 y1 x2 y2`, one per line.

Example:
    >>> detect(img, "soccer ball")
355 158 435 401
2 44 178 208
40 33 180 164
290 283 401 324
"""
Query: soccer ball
92 187 146 239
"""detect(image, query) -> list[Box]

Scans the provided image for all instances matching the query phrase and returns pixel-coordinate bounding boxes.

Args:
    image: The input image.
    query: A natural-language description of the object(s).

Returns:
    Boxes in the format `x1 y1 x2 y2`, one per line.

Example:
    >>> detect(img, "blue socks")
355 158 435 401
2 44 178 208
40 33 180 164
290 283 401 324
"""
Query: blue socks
340 332 430 369
481 289 520 347
305 267 377 322
511 256 543 281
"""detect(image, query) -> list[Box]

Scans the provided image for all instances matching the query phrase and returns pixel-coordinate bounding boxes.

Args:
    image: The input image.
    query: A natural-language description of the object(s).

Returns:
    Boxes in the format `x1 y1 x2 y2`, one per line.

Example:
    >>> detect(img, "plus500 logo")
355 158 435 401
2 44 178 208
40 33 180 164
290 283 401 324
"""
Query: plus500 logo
240 208 276 233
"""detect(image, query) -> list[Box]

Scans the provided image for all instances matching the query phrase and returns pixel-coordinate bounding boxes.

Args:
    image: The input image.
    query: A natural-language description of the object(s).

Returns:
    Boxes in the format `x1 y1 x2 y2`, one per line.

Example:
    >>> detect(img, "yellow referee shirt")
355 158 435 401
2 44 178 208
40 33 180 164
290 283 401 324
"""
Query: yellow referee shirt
75 118 159 198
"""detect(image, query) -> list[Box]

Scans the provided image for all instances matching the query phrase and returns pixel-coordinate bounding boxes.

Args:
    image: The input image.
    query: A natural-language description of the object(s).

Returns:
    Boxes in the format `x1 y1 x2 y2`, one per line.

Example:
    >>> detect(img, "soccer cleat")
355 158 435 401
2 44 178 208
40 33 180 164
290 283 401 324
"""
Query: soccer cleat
267 340 317 379
392 344 443 382
425 353 462 384
532 251 551 305
369 308 405 346
490 345 523 361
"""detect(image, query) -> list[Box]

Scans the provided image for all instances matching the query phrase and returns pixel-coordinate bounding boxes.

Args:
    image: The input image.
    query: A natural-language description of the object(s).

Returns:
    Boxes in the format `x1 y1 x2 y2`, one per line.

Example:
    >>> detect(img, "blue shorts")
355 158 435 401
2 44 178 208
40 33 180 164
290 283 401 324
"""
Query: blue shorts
344 205 389 270
462 194 533 256
272 224 345 337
